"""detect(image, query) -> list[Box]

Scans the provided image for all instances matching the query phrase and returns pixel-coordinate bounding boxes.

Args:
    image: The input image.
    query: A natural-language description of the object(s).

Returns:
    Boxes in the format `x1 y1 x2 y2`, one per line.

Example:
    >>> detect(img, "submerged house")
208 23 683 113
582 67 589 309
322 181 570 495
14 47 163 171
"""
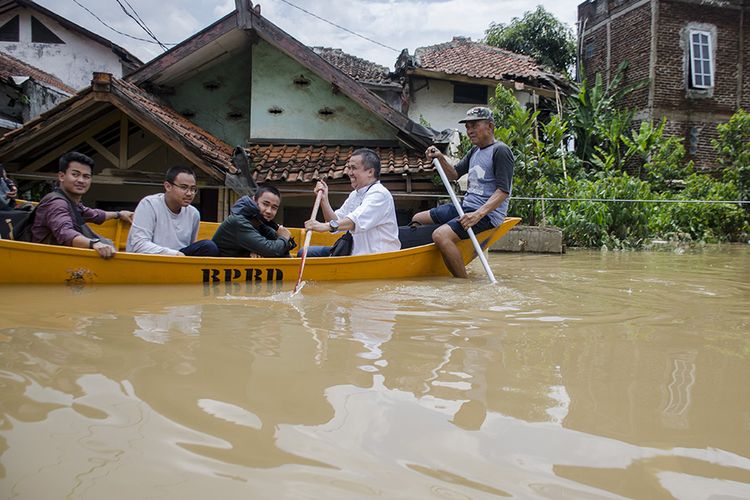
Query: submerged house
0 0 444 224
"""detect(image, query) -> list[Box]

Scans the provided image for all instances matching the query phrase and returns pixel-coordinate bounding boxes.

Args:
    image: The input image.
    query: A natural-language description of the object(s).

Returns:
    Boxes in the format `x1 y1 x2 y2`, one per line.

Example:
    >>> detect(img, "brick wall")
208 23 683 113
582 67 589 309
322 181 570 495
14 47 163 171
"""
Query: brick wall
609 5 651 109
654 0 741 113
577 0 747 170
743 8 750 110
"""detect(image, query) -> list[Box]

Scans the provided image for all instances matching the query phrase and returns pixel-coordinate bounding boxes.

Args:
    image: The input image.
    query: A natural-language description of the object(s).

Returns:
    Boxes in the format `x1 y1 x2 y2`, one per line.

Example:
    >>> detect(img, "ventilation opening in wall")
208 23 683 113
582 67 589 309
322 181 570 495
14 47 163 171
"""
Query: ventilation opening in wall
202 81 221 90
0 15 19 42
268 106 283 115
227 111 244 119
180 109 196 118
31 16 64 44
318 107 334 117
294 75 311 86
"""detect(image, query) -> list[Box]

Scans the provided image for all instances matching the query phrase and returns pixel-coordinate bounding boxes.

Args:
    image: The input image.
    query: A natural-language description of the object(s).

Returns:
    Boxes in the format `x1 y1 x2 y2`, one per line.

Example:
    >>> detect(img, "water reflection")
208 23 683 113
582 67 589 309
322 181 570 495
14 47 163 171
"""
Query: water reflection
0 246 748 497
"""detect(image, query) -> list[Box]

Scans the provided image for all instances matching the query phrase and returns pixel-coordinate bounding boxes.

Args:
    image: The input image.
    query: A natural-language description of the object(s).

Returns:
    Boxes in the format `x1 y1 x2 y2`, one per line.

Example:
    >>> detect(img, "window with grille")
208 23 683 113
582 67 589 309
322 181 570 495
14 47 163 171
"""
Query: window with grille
689 30 712 89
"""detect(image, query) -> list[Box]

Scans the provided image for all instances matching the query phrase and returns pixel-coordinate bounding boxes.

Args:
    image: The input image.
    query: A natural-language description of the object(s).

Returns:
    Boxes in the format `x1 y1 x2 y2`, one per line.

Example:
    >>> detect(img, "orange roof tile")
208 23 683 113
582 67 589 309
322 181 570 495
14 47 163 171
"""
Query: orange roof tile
111 78 233 173
411 37 562 86
246 143 432 183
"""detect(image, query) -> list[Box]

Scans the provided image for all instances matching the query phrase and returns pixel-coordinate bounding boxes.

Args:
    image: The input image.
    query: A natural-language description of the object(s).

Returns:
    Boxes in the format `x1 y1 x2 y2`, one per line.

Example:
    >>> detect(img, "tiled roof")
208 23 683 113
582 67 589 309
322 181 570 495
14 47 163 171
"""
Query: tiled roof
0 51 76 94
312 47 399 87
412 37 560 86
246 143 432 183
110 78 233 174
0 74 233 180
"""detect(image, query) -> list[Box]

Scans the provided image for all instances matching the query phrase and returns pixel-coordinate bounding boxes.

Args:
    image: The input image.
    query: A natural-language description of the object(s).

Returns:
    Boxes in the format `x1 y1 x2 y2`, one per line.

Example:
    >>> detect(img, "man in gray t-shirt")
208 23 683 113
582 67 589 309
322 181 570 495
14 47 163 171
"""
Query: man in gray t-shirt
411 106 514 278
127 165 219 257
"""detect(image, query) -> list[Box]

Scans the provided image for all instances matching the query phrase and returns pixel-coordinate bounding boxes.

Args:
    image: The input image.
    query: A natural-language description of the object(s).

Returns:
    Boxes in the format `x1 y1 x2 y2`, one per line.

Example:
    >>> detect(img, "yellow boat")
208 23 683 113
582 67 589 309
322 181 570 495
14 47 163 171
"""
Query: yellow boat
0 218 520 285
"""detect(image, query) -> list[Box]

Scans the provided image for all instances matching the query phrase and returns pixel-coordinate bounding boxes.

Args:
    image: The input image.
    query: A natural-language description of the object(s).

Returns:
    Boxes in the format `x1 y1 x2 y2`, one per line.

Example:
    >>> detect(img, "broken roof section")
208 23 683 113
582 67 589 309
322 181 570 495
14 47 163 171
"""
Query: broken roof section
0 73 232 181
0 51 75 94
311 47 400 89
126 0 437 150
397 37 567 96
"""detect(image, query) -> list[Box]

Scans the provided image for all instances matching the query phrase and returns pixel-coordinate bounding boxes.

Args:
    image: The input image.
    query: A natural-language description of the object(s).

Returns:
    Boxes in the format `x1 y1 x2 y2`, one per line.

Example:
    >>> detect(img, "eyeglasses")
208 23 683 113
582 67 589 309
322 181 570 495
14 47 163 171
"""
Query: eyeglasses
168 181 198 194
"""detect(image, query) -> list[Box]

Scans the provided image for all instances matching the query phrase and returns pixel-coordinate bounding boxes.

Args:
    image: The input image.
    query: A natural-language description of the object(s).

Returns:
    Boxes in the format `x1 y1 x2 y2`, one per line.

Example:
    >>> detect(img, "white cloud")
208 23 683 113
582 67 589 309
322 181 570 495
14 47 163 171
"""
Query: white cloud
35 0 582 67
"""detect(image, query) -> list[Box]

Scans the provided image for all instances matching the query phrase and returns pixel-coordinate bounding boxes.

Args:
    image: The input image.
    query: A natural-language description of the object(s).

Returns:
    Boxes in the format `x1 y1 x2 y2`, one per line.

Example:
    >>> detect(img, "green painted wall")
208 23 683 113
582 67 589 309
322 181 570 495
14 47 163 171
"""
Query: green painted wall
250 40 394 140
165 50 252 147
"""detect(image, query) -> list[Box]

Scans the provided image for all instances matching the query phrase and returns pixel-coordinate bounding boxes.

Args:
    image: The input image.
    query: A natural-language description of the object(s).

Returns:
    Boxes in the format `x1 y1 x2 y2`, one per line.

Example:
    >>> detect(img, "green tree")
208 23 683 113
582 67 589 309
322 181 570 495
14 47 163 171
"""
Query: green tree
484 6 576 74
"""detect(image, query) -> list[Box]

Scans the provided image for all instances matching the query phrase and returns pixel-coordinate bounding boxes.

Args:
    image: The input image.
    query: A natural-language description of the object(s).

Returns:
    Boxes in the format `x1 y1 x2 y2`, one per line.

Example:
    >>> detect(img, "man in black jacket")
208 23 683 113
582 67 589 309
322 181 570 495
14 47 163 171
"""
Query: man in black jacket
212 185 296 258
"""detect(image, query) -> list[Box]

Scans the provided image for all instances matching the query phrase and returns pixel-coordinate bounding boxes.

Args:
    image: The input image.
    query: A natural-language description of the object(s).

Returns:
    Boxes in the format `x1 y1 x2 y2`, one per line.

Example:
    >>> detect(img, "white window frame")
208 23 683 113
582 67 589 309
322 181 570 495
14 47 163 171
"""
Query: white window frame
689 29 713 89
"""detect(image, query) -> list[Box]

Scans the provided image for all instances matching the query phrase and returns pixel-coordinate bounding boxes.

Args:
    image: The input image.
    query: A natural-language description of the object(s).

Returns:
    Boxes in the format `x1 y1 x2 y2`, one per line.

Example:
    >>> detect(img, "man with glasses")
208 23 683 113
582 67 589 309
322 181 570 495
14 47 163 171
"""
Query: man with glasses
127 165 219 256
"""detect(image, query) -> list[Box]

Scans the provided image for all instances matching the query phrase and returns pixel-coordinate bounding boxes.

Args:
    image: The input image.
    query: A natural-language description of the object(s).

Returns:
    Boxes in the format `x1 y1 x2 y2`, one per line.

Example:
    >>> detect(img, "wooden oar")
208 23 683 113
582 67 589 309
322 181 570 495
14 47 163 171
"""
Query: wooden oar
432 158 497 284
292 190 323 295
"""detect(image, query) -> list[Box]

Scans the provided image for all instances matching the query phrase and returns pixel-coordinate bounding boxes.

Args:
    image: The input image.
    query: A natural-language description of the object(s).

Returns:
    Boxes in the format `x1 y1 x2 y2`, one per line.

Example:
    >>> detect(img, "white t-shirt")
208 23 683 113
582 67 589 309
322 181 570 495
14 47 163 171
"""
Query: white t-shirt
334 181 400 256
126 193 200 255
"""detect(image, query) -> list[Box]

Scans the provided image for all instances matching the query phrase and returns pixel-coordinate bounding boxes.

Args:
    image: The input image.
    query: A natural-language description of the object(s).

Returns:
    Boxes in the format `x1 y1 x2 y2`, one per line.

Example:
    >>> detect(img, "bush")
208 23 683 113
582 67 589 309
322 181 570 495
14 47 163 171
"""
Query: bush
649 174 748 242
713 109 750 202
542 173 654 248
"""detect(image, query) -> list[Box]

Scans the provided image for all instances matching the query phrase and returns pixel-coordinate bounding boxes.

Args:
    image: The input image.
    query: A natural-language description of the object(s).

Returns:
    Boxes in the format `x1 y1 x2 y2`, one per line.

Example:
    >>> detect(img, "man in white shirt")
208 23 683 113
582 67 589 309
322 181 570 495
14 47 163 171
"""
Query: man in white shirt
303 148 400 256
126 165 219 256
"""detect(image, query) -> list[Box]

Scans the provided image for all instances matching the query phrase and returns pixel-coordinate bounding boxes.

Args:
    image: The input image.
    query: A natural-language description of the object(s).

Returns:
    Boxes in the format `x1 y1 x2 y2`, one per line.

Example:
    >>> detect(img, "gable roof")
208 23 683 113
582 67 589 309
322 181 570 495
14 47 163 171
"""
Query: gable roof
126 2 436 150
311 47 400 88
0 73 232 181
0 0 142 68
398 37 566 94
0 50 75 94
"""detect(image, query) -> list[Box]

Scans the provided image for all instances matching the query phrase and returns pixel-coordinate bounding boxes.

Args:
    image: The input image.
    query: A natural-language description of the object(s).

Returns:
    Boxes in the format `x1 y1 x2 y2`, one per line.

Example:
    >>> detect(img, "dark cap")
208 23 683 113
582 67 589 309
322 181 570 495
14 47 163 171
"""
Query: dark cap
458 106 494 124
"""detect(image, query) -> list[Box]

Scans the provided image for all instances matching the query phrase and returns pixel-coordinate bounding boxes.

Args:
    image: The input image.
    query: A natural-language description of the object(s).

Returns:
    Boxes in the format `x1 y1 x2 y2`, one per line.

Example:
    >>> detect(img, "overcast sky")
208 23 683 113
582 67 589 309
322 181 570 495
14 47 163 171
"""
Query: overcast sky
36 0 582 69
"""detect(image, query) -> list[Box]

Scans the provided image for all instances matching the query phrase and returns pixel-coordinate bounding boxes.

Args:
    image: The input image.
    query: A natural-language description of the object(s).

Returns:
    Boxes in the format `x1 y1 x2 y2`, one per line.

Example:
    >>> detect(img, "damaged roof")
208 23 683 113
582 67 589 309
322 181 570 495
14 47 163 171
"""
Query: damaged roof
311 47 400 88
0 51 76 94
246 142 431 184
0 73 232 181
398 37 566 93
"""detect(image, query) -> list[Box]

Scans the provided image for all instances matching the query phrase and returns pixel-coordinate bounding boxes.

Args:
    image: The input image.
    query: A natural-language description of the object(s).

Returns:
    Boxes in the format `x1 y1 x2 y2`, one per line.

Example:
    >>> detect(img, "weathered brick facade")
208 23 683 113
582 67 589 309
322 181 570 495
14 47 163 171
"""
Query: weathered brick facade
578 0 748 170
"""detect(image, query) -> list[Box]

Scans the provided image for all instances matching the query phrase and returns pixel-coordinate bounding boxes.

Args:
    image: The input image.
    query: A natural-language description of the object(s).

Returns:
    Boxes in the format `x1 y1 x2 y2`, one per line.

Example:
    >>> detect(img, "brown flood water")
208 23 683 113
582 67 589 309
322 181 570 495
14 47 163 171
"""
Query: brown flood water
0 246 749 499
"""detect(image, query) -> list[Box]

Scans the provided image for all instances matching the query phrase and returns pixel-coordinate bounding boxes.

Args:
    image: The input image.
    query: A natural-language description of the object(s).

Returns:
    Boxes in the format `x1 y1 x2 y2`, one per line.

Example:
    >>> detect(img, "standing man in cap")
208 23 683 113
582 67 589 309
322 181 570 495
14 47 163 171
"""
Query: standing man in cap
411 106 514 278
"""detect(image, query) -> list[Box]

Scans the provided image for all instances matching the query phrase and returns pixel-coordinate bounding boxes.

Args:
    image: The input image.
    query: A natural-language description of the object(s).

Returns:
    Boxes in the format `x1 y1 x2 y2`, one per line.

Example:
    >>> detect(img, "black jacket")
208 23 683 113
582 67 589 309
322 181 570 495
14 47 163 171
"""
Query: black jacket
211 196 295 257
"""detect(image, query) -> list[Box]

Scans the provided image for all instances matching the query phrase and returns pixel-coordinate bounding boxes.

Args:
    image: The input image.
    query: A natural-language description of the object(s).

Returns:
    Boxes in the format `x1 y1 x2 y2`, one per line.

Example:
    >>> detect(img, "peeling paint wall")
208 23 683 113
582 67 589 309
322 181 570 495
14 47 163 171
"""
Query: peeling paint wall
250 40 394 141
163 50 252 148
0 8 124 90
21 80 70 121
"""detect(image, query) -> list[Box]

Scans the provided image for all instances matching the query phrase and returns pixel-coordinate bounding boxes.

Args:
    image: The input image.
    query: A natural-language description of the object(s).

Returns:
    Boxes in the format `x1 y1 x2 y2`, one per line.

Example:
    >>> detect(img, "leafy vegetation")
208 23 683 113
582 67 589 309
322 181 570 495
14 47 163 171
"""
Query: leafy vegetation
484 6 576 75
471 81 749 248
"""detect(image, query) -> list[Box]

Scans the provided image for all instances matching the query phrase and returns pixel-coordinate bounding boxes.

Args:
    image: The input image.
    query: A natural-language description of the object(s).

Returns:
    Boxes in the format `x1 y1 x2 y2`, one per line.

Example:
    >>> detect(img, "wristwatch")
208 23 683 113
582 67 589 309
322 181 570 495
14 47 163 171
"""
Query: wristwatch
329 220 339 232
114 211 121 219
89 238 100 249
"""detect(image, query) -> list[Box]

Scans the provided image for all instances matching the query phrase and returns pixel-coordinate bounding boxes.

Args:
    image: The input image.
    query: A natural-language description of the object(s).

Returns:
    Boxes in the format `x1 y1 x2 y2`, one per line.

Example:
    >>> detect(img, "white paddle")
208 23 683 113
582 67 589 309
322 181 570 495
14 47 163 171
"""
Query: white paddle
432 158 497 284
292 190 323 295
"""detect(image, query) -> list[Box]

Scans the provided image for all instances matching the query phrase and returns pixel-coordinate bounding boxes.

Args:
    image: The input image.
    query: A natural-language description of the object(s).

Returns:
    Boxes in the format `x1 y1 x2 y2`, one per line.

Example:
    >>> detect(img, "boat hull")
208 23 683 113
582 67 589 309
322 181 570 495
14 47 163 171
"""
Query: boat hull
0 218 520 284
